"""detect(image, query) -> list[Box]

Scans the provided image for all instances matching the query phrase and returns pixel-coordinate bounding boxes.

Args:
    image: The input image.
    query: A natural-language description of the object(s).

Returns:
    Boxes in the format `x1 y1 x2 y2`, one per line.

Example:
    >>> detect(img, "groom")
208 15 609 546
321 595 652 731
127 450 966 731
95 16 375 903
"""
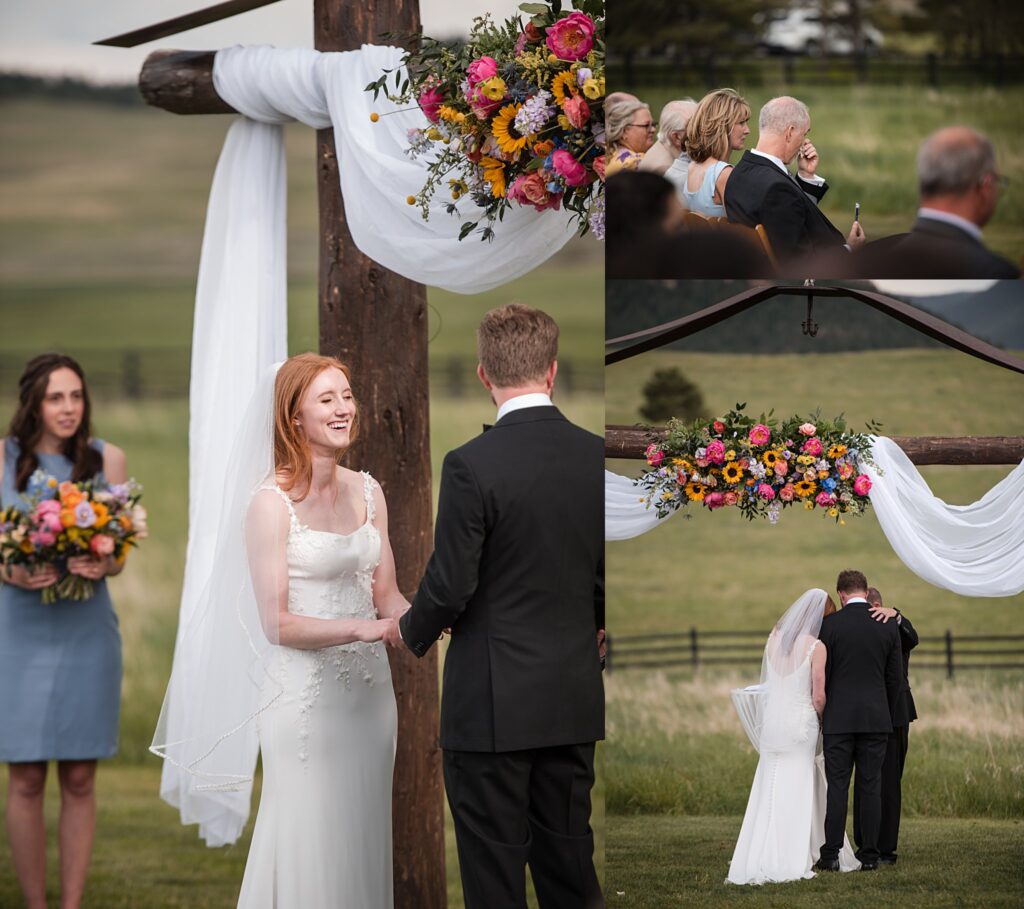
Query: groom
385 304 605 908
815 570 902 873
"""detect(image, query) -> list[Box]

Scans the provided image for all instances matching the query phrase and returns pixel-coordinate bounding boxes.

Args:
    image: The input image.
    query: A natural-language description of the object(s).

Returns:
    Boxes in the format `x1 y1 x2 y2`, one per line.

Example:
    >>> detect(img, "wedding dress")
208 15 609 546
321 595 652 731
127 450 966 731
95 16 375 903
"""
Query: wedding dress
237 473 396 908
727 591 858 885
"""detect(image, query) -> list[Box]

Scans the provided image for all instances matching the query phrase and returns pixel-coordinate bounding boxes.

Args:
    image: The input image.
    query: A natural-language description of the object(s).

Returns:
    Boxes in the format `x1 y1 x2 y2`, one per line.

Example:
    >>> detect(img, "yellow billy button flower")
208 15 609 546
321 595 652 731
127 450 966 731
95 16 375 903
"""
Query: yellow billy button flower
406 195 416 205
448 179 468 200
370 112 380 122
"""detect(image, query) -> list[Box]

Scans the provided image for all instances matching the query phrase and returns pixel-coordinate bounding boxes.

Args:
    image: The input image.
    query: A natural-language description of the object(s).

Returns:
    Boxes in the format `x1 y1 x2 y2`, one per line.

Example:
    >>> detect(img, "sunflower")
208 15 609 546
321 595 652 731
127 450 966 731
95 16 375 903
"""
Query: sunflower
794 479 817 498
685 480 707 502
762 449 781 468
479 156 507 198
722 462 744 484
828 444 848 459
491 104 531 156
551 70 579 107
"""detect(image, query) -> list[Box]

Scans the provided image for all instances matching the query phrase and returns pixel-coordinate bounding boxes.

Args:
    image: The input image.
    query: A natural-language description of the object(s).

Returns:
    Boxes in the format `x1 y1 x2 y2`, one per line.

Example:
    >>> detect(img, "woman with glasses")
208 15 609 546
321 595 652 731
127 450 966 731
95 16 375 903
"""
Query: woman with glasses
683 88 751 218
605 99 657 177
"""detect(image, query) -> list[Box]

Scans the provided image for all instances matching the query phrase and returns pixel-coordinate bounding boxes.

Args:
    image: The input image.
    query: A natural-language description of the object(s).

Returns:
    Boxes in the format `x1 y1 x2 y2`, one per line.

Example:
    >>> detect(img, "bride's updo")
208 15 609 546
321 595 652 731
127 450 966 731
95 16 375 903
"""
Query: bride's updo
273 353 359 497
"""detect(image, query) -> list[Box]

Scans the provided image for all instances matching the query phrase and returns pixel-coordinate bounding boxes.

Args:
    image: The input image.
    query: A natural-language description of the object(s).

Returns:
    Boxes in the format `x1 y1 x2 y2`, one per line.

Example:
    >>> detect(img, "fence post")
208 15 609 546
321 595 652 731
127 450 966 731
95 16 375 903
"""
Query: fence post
783 56 795 86
945 629 954 680
122 350 141 399
926 53 938 88
690 626 699 669
446 356 464 398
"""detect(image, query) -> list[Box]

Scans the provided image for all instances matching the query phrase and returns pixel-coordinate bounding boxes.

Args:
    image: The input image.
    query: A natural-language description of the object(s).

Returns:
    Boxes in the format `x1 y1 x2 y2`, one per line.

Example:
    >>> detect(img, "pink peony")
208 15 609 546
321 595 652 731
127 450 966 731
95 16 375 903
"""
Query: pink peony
549 149 590 187
801 437 824 457
712 420 726 434
757 483 776 501
645 444 664 468
799 423 817 436
724 491 739 506
29 529 56 547
773 459 789 478
816 491 838 508
563 95 591 128
705 439 726 465
417 86 444 123
704 491 726 510
779 484 796 502
90 534 115 557
508 172 562 213
545 12 597 61
42 512 63 533
35 499 60 515
749 424 771 447
466 56 498 85
853 475 872 496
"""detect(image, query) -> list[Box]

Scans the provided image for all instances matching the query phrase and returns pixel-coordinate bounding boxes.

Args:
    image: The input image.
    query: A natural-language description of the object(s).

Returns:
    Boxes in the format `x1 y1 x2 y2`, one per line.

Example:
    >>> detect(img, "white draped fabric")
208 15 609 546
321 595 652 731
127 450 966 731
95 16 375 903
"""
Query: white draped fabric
156 44 578 843
605 439 1024 597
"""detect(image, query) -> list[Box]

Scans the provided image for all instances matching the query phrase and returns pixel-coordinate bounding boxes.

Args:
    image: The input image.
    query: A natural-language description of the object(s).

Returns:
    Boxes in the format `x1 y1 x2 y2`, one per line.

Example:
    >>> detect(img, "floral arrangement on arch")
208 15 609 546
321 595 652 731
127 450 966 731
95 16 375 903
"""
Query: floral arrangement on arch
0 471 147 603
366 0 606 240
636 405 881 524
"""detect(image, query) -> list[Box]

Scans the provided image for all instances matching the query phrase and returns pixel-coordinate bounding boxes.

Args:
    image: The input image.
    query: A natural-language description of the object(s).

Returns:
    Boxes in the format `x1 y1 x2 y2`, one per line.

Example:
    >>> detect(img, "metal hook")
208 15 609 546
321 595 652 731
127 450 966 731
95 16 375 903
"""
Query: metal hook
802 296 819 337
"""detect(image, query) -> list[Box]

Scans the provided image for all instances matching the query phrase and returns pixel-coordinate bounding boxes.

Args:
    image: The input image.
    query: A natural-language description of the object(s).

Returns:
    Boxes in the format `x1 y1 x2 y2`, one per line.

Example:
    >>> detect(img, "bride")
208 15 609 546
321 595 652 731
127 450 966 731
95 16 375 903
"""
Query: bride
153 353 406 907
727 588 859 885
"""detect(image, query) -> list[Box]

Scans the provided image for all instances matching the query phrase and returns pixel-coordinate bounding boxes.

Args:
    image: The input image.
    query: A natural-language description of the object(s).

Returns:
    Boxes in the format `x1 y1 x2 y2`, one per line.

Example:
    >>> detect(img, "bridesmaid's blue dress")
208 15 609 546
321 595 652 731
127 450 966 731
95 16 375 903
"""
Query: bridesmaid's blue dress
0 437 122 762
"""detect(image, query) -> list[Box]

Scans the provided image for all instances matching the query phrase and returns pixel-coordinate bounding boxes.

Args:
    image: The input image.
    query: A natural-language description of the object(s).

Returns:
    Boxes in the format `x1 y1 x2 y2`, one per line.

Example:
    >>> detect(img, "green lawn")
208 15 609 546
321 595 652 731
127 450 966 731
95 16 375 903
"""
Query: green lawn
633 85 1024 263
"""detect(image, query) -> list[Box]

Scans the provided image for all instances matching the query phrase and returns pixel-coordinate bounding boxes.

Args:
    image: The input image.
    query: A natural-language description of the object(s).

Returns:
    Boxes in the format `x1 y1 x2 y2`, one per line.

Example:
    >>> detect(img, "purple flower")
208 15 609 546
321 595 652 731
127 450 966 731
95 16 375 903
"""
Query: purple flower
74 501 97 528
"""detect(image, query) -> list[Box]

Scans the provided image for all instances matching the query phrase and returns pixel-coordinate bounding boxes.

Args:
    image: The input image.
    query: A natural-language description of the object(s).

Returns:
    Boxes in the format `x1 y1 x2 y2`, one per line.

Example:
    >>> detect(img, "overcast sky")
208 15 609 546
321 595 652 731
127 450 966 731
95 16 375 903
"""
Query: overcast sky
0 0 524 83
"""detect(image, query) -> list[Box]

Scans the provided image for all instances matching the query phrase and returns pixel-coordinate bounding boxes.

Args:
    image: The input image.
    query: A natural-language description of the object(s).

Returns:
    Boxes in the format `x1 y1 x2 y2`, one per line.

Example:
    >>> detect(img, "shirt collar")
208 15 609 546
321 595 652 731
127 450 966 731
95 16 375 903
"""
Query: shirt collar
844 596 869 606
917 207 984 242
751 148 790 176
496 392 553 422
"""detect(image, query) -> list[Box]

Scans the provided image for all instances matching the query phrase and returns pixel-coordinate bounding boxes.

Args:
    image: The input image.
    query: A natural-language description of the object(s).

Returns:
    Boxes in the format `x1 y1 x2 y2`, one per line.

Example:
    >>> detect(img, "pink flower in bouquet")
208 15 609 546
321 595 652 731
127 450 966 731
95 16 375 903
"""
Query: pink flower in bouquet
507 172 562 213
524 22 543 43
773 459 789 478
418 86 445 123
35 499 60 516
757 483 776 501
695 457 709 469
466 85 502 121
705 439 726 465
514 32 528 56
838 462 855 480
550 149 590 187
712 420 726 434
779 484 796 502
749 424 771 447
704 491 726 510
546 12 597 61
798 423 817 436
593 154 606 181
816 491 838 508
801 437 823 457
724 491 739 506
466 56 498 85
29 529 55 547
74 501 97 529
563 95 591 128
853 475 872 496
645 444 664 468
676 469 687 486
90 534 115 557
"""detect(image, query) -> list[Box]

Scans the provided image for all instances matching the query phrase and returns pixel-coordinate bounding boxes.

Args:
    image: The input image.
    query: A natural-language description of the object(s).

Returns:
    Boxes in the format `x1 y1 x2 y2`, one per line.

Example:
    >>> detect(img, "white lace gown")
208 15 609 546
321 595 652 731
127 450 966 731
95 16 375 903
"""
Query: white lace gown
727 640 859 885
238 473 397 908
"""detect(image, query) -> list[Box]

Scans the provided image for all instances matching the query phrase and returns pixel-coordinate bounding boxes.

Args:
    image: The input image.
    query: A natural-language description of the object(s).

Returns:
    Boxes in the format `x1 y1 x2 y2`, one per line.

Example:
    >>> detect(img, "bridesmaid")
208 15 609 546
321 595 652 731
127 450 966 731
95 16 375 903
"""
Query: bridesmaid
0 354 126 909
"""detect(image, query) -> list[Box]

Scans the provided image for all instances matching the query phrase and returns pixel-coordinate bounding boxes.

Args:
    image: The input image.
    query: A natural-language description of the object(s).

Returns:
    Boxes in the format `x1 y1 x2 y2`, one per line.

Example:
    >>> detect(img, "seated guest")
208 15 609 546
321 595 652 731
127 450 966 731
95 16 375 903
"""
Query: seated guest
682 88 751 218
640 99 697 176
847 127 1019 278
725 96 864 264
605 99 656 177
606 171 772 278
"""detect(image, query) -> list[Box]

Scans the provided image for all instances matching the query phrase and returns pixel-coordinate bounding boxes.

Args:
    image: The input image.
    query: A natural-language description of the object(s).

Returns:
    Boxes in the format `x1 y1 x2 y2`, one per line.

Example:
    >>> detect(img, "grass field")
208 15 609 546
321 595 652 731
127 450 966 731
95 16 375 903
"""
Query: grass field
633 85 1024 263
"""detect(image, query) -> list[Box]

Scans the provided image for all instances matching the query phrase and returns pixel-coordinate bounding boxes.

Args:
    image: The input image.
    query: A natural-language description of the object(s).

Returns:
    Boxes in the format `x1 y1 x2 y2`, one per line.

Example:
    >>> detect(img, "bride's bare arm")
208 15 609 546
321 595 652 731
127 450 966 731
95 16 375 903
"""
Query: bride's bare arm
811 642 827 715
368 482 411 620
246 489 394 648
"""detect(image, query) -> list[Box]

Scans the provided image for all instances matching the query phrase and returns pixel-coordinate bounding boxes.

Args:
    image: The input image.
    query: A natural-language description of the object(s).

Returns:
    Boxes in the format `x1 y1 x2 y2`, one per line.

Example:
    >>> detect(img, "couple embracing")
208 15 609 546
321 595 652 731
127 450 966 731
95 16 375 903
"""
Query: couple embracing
155 304 604 908
728 570 914 885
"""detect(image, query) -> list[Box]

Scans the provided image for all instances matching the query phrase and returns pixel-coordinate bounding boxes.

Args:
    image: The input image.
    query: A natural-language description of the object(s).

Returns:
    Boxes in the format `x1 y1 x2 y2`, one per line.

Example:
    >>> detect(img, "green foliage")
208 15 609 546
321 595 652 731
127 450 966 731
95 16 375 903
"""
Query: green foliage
639 366 706 424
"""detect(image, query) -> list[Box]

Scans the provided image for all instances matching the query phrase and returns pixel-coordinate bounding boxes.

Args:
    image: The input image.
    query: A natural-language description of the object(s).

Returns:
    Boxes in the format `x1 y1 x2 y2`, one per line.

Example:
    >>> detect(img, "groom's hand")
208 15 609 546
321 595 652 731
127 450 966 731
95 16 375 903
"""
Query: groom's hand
869 605 897 623
382 617 406 649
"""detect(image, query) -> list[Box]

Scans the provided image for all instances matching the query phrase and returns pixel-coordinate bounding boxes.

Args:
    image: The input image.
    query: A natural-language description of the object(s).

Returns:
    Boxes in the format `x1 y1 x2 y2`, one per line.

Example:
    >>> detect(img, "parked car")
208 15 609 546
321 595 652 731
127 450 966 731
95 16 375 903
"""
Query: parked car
758 4 884 56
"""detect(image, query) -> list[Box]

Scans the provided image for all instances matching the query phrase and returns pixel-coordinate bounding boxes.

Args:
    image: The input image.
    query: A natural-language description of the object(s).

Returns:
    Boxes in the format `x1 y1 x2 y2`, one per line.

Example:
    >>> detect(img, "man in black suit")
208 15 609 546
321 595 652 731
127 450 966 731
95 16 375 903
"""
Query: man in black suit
386 304 605 909
853 587 918 865
724 96 865 266
814 570 902 873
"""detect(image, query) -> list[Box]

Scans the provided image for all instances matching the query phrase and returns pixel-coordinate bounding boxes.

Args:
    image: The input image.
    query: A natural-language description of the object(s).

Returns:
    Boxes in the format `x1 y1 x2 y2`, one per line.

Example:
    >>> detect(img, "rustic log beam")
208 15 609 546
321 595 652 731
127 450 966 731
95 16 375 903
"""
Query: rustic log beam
605 426 1024 465
139 50 235 114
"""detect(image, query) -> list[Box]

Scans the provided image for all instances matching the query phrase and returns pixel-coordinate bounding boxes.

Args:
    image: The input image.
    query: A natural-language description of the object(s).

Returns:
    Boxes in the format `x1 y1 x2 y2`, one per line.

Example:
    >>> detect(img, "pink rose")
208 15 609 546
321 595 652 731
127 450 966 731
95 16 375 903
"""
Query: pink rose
695 457 709 469
749 424 771 447
549 149 589 187
466 56 498 86
545 12 596 61
757 483 776 501
676 469 688 486
645 445 664 468
563 95 591 128
773 459 789 478
29 529 55 547
801 437 824 457
704 491 726 510
724 491 739 506
507 172 562 213
417 86 444 123
799 423 817 436
90 534 115 557
779 484 796 502
705 439 726 465
712 420 726 434
816 491 838 508
853 475 872 496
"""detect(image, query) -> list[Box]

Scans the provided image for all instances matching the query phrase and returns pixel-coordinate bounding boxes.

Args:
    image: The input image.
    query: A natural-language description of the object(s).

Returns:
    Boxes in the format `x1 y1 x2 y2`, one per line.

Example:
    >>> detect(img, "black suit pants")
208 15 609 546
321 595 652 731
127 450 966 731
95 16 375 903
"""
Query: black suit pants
854 724 909 859
443 743 603 909
821 732 888 864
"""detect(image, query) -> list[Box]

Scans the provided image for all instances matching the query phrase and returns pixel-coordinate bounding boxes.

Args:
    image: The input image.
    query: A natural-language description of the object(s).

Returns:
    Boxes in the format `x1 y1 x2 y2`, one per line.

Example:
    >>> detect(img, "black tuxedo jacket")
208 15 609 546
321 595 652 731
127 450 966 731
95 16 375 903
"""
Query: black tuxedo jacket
400 406 605 753
890 218 1018 278
893 614 918 727
724 150 846 262
819 601 902 735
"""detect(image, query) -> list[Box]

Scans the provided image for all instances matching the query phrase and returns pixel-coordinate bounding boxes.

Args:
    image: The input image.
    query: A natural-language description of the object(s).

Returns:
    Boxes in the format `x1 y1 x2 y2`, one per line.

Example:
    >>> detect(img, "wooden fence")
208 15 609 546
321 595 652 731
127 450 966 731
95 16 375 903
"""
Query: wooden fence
605 628 1024 679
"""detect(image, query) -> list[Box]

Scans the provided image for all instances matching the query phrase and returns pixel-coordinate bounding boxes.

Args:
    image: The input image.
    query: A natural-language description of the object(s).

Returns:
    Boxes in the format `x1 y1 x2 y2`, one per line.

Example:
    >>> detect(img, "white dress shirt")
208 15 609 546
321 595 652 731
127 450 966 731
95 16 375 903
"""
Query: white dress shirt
496 392 553 422
751 148 826 186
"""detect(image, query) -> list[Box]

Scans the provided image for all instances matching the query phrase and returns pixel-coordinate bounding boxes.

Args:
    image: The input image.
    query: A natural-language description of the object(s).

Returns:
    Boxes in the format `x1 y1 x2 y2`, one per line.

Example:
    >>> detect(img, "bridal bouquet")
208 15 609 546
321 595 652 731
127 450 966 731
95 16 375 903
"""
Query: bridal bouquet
366 0 606 240
636 405 880 524
0 471 147 603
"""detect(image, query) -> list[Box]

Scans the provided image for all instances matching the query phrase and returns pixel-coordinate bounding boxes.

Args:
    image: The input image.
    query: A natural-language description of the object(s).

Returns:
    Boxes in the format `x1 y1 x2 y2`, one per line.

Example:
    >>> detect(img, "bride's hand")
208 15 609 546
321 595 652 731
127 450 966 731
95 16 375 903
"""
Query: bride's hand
362 617 396 643
3 563 60 590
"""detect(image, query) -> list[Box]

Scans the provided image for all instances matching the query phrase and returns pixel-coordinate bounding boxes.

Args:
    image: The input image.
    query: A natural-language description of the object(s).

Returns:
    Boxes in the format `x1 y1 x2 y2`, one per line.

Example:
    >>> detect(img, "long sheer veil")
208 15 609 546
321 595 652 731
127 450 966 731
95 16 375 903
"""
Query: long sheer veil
151 363 284 847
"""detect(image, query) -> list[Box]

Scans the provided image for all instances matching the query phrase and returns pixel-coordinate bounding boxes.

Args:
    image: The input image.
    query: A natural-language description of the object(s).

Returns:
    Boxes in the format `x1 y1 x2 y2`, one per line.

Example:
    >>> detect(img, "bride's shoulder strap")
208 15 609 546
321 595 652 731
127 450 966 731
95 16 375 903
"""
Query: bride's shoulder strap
361 470 379 522
256 481 299 529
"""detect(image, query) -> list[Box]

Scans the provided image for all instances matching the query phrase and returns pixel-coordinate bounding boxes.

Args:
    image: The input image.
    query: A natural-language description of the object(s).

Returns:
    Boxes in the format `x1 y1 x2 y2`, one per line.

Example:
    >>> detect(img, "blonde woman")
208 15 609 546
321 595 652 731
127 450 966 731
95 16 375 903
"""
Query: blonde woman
683 88 751 218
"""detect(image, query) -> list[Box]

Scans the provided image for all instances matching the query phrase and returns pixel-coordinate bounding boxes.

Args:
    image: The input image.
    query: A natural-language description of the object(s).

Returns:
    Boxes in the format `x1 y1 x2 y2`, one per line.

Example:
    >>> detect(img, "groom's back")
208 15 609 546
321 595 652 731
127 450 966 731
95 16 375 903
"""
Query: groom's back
819 605 900 735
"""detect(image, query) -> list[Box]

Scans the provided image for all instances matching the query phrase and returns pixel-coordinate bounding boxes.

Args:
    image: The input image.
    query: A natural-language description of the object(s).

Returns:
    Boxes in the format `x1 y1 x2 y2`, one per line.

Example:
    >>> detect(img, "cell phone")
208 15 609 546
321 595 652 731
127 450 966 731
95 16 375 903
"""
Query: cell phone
854 202 860 222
